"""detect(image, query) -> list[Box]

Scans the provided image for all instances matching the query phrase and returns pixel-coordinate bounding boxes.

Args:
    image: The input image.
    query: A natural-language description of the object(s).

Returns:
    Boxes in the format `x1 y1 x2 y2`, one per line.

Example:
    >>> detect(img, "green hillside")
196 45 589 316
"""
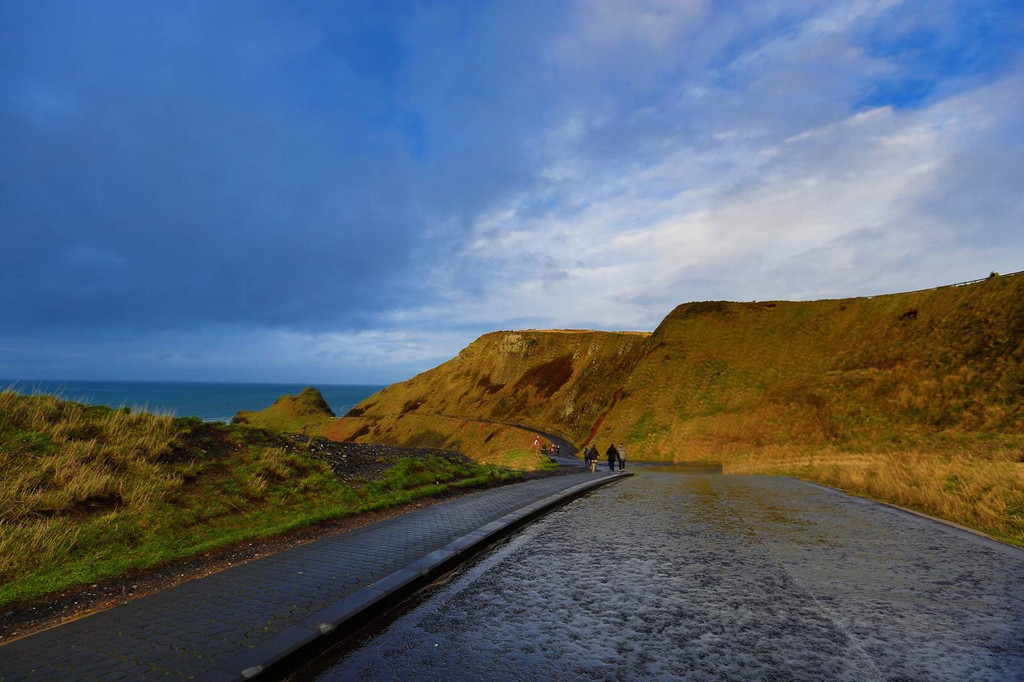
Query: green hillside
343 329 650 444
0 391 516 606
597 273 1024 458
339 273 1024 543
232 386 336 433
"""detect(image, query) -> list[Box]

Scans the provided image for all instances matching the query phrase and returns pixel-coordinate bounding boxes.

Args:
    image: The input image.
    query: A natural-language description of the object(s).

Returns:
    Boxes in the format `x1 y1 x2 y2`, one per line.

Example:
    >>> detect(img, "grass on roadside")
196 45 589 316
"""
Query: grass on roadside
324 414 557 471
477 448 559 471
722 446 1024 547
0 390 520 608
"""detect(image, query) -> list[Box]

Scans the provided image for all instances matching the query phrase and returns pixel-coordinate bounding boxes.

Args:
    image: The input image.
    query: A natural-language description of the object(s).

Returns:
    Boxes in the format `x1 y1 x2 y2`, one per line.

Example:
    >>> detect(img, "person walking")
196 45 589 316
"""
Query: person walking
606 444 618 472
583 446 590 469
589 446 598 472
617 443 626 470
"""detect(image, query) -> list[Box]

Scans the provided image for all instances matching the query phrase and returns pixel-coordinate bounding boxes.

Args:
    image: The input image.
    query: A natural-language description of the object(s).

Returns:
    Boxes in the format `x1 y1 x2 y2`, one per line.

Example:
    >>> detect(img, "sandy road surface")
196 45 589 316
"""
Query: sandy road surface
298 465 1024 681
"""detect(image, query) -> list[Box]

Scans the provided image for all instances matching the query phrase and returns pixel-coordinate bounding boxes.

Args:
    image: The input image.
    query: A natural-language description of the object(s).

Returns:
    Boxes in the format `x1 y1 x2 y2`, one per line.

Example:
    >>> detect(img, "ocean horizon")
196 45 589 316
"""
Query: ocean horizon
1 379 385 423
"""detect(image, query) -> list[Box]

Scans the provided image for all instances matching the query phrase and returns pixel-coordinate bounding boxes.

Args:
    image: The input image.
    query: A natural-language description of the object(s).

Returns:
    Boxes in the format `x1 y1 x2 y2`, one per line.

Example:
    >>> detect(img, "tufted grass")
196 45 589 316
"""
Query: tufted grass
0 390 518 607
722 446 1024 547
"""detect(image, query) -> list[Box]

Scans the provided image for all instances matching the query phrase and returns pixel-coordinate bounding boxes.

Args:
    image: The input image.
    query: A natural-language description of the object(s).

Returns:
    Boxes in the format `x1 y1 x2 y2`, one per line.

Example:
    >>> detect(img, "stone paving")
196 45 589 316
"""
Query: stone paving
315 467 1024 681
0 471 618 681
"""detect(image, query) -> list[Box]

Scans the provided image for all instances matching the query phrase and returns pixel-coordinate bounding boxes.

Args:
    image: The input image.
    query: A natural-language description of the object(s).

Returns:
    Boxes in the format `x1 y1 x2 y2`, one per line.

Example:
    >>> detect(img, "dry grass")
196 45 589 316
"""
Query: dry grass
323 413 553 471
231 386 335 434
0 390 182 522
722 448 1024 546
0 390 520 606
346 329 651 444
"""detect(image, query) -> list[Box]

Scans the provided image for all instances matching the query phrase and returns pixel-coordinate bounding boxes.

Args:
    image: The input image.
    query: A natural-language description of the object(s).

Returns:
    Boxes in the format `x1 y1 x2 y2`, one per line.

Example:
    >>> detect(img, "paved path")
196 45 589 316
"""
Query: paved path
310 466 1024 681
433 414 582 467
0 471 625 681
530 428 580 467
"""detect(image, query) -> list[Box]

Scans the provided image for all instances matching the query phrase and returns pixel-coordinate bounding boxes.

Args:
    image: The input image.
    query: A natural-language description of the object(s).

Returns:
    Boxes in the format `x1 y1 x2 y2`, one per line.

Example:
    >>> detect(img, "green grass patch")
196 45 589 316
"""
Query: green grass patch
485 448 555 471
0 391 521 607
231 386 335 434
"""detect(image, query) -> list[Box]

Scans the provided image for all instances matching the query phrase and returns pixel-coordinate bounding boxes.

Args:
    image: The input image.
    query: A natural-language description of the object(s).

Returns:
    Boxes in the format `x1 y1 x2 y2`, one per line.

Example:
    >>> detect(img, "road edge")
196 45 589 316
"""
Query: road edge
211 471 633 681
800 479 1023 552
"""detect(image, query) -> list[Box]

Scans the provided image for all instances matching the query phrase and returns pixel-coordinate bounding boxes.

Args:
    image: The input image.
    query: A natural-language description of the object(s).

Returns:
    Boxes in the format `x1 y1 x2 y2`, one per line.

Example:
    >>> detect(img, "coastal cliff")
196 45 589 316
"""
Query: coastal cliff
336 273 1023 463
321 330 650 467
239 274 1024 541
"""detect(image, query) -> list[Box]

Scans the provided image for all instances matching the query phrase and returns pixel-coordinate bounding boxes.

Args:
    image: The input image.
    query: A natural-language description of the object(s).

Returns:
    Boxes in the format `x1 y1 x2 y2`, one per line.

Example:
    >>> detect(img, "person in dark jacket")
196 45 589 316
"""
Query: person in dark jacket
606 444 618 472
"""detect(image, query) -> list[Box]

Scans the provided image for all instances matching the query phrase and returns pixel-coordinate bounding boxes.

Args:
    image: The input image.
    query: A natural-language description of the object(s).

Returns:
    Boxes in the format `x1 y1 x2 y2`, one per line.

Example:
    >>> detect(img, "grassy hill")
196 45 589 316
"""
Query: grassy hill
0 390 516 607
232 386 336 433
339 273 1024 543
235 331 651 468
597 273 1024 458
342 329 650 443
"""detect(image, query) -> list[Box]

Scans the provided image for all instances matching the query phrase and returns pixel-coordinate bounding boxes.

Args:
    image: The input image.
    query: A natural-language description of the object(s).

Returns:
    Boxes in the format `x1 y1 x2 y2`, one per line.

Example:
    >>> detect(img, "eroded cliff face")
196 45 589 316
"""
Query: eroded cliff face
342 330 651 444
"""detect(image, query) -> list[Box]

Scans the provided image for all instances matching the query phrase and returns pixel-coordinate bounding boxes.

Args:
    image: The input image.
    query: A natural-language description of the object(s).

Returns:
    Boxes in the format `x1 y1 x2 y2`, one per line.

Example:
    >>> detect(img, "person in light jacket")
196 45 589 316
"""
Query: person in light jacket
617 444 626 470
606 444 618 472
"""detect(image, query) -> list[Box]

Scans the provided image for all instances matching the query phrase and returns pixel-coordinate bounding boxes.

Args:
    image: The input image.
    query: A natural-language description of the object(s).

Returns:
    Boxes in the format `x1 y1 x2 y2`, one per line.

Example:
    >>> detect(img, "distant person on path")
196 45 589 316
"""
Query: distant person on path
534 436 541 454
606 444 618 472
589 446 598 472
617 444 626 470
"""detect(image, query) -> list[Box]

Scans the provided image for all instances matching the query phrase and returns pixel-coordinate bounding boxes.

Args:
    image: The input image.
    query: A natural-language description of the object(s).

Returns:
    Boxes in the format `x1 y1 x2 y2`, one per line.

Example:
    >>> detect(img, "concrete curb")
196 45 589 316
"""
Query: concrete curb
211 471 632 681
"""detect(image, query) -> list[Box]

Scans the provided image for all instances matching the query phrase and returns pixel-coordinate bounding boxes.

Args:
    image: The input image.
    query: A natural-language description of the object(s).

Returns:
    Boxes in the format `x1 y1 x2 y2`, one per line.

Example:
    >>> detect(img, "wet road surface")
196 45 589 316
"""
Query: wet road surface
296 466 1024 681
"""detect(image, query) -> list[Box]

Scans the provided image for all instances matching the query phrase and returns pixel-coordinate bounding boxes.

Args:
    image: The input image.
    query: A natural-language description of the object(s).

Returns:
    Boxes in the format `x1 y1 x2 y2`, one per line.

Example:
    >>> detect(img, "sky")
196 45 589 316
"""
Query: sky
1 0 1022 384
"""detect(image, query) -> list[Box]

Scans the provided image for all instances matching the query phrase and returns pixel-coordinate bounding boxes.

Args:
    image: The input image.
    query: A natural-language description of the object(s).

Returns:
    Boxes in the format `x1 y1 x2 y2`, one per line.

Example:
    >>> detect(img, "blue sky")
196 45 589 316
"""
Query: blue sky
2 0 1022 384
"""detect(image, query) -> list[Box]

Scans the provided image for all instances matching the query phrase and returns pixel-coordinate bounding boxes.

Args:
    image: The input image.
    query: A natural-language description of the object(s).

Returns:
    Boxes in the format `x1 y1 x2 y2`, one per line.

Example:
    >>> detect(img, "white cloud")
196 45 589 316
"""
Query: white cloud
8 0 1019 384
400 65 1023 333
556 0 708 59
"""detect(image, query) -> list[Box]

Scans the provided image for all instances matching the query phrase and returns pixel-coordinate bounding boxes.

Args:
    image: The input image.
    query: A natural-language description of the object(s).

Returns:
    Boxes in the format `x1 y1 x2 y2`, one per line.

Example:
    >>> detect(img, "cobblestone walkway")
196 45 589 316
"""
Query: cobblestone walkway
0 472 615 681
314 467 1024 681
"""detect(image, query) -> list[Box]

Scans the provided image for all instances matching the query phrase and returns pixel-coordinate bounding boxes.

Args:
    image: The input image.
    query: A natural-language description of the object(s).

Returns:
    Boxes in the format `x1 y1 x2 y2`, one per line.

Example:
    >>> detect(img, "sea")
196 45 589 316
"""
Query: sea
0 380 385 423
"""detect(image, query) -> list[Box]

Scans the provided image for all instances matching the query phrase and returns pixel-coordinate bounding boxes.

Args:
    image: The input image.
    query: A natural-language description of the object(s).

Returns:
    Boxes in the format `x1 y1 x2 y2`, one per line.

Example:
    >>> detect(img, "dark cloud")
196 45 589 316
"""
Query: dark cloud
1 1 1021 382
0 1 569 338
